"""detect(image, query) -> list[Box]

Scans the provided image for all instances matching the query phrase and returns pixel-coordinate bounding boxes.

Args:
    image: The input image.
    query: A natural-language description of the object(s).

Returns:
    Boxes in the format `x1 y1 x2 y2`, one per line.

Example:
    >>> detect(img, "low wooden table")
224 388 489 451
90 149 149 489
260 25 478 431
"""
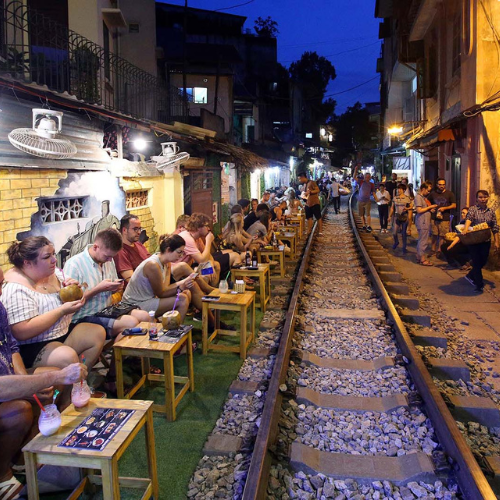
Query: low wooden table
114 323 194 421
256 249 285 277
202 289 255 359
287 214 305 237
231 263 271 312
276 231 297 259
23 399 158 500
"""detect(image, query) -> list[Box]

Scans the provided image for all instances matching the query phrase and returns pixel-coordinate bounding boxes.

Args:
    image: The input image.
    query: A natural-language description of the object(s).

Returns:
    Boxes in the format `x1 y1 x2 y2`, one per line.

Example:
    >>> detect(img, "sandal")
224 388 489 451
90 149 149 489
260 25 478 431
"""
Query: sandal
150 366 162 375
419 260 433 266
0 475 23 500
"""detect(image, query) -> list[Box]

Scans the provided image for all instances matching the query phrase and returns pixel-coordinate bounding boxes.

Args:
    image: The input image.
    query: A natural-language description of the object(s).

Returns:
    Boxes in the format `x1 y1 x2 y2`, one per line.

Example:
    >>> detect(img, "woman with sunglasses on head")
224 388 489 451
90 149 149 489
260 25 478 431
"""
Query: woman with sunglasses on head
1 237 106 375
462 190 500 292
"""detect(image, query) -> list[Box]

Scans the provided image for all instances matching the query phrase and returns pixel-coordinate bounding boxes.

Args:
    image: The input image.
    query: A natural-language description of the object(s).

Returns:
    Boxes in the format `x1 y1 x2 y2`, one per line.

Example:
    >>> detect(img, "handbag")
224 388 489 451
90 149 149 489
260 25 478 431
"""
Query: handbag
96 302 137 319
396 212 408 224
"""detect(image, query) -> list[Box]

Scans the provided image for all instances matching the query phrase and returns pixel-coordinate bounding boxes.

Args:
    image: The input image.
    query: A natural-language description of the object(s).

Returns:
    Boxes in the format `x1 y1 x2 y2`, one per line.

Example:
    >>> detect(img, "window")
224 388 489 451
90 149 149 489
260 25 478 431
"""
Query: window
178 87 208 104
452 11 461 76
39 196 88 224
126 190 149 209
193 173 213 191
129 23 140 33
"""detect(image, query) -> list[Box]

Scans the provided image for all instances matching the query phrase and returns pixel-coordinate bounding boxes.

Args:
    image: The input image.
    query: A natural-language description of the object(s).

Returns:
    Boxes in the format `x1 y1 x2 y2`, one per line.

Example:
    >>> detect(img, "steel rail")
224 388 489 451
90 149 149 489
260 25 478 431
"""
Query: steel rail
348 194 495 500
242 215 320 500
242 196 496 500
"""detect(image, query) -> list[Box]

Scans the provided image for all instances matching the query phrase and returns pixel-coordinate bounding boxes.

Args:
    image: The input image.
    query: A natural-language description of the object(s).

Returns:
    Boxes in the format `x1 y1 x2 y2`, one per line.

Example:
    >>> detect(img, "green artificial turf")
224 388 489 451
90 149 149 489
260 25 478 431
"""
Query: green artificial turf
40 309 264 499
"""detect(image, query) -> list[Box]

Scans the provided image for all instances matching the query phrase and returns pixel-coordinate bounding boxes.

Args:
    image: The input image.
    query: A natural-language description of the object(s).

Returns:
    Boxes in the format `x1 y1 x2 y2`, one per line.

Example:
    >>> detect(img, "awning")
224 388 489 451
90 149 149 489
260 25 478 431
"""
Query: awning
417 128 455 148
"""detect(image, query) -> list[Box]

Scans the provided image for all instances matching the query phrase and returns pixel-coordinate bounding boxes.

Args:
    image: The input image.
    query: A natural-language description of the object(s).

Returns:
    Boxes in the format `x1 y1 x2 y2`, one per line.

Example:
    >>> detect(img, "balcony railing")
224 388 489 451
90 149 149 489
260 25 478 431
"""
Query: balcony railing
0 1 188 123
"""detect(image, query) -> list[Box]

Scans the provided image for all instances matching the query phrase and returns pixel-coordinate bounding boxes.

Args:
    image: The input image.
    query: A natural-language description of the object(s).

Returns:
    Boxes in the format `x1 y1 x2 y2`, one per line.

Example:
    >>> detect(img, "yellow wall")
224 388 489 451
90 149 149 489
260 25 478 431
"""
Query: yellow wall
0 168 67 270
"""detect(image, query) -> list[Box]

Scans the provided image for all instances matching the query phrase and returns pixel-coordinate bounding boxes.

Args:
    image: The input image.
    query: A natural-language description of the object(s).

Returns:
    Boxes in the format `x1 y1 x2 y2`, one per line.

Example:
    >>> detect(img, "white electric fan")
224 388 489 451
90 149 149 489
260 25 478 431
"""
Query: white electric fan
8 108 78 159
152 142 190 172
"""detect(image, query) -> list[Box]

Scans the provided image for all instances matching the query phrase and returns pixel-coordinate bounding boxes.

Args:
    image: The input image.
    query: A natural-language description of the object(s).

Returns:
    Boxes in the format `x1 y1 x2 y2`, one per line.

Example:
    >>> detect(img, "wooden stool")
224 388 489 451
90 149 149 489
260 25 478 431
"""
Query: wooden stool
276 231 297 259
23 399 158 500
231 263 271 312
114 323 194 421
202 290 255 359
257 249 285 277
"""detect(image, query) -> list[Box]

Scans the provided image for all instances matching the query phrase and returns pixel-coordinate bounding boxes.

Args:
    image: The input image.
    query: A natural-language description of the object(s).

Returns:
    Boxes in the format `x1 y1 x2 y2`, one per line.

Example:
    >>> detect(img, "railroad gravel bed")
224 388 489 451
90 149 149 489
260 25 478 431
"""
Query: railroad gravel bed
187 453 250 499
267 464 460 500
292 405 438 456
290 364 412 397
238 355 275 382
295 319 398 360
213 394 263 439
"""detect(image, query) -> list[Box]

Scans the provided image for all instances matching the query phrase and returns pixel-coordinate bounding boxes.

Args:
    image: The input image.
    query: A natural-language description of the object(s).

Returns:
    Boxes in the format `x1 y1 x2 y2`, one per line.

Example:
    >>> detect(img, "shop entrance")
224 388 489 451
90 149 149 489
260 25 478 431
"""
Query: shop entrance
184 171 213 220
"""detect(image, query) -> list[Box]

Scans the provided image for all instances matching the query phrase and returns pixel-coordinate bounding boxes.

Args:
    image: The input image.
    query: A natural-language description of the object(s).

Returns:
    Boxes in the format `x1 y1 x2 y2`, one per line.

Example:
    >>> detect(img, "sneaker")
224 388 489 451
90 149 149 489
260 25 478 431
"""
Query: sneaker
392 241 399 250
464 275 476 287
193 313 202 322
473 286 484 293
361 226 367 232
366 226 373 232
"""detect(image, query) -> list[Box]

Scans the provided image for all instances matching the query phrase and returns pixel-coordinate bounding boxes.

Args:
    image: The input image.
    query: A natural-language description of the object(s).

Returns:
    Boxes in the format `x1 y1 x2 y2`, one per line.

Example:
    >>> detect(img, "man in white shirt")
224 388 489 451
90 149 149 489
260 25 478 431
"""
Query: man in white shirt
329 179 341 214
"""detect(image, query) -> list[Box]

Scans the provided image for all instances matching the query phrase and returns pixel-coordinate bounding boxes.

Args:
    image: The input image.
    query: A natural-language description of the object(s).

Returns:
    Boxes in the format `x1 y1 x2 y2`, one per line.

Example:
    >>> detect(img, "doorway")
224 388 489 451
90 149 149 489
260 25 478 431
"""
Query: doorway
184 171 214 219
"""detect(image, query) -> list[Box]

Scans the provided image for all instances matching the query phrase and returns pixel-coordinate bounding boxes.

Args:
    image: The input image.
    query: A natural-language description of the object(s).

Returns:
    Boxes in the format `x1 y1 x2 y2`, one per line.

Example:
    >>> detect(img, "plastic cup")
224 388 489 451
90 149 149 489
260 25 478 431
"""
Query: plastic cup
219 280 229 294
71 380 91 408
38 404 62 436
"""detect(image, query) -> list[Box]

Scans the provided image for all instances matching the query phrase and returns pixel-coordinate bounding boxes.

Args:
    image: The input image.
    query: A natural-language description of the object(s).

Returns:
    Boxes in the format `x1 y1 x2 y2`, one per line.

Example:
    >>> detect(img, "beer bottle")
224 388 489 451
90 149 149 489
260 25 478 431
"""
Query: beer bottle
252 248 258 267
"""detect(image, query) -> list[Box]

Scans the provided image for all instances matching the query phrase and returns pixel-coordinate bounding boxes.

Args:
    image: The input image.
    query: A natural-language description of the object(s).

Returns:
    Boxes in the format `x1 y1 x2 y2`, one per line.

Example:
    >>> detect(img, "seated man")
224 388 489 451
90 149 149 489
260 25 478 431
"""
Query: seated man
244 203 270 231
0 267 87 499
177 213 220 287
114 214 150 284
63 228 149 340
172 214 190 236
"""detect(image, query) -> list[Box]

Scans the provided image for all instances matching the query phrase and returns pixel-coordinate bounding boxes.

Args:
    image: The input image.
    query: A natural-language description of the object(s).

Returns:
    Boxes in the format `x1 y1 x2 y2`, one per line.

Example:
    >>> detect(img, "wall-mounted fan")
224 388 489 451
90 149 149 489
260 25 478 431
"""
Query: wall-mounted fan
151 142 190 172
8 108 78 160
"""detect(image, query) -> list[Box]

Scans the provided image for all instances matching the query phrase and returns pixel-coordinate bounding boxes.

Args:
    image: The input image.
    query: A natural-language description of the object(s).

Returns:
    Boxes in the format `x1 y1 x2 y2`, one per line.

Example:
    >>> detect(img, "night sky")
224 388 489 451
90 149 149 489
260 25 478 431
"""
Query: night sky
161 0 381 114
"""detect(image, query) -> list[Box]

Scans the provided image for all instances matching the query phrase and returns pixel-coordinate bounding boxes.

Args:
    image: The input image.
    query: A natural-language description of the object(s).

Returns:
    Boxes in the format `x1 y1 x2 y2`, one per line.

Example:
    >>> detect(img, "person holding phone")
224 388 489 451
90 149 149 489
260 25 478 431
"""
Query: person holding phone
389 184 412 254
123 235 216 330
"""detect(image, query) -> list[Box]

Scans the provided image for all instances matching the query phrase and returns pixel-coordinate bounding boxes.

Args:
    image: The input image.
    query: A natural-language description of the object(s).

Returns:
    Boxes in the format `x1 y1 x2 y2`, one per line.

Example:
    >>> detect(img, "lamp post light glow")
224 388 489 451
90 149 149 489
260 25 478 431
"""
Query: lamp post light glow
133 138 148 151
320 127 326 137
388 125 403 135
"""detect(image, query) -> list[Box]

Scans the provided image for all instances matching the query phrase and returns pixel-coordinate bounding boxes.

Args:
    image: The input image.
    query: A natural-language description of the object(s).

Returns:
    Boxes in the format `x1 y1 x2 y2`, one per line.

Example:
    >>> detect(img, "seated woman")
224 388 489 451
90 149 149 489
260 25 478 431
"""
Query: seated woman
123 235 217 329
270 200 288 222
224 213 265 260
1 237 106 374
247 213 271 242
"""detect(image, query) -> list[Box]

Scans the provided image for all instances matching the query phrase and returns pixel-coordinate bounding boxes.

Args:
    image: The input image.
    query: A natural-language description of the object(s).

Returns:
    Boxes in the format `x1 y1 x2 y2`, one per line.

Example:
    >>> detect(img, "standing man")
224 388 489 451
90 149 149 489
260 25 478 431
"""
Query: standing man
385 172 398 200
297 172 323 234
354 166 379 232
328 178 341 214
428 178 456 256
114 215 150 284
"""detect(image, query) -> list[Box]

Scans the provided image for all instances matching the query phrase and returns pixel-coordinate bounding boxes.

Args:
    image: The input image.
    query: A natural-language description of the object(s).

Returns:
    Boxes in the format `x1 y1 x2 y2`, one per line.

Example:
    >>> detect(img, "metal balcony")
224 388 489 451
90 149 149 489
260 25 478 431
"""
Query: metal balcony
0 1 189 124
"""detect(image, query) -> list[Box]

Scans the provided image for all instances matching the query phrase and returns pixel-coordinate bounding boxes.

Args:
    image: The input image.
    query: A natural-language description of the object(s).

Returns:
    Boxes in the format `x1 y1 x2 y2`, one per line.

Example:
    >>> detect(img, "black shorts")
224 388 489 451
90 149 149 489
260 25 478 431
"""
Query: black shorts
305 204 322 220
19 331 71 369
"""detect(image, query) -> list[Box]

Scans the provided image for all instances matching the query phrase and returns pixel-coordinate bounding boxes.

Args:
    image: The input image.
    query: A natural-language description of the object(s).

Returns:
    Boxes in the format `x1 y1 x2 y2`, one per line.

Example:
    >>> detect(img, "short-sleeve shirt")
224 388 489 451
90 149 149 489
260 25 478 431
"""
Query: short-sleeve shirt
329 182 340 198
247 221 268 238
466 205 499 234
392 194 412 215
243 212 258 231
113 242 150 276
1 280 71 345
178 230 204 266
0 302 19 375
428 189 456 221
376 190 390 205
358 180 376 203
63 246 118 321
305 180 320 207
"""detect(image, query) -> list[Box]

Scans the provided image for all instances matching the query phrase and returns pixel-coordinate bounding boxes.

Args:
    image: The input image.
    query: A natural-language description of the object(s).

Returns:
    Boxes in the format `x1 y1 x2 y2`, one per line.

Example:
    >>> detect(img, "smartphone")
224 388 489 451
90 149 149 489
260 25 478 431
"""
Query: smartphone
122 327 147 336
202 296 220 301
190 272 199 279
115 279 124 282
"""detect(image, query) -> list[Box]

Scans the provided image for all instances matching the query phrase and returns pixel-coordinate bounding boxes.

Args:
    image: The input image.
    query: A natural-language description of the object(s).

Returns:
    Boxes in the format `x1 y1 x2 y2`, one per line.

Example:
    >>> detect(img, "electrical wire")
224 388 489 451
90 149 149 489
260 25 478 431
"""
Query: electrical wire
281 41 381 64
214 0 255 11
324 76 379 98
280 36 378 49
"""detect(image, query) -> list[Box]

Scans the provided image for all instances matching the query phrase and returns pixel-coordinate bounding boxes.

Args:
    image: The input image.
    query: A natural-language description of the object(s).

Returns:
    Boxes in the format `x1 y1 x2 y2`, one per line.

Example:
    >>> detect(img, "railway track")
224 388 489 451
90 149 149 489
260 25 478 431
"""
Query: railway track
188 198 500 500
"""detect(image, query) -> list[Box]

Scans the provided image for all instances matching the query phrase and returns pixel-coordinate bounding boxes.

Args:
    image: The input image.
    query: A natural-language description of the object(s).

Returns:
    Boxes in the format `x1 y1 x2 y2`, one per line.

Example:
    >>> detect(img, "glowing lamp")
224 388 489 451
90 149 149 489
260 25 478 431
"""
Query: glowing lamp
388 126 403 135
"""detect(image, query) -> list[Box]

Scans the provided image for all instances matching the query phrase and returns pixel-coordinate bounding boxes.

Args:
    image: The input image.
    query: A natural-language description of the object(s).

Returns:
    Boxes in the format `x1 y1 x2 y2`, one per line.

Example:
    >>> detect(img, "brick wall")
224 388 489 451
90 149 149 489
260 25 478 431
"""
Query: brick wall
130 206 158 254
0 168 67 269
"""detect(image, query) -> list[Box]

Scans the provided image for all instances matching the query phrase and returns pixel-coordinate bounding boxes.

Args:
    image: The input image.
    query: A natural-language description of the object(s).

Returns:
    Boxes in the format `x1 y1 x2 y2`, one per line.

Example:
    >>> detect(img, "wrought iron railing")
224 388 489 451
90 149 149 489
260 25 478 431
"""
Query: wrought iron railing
0 1 188 123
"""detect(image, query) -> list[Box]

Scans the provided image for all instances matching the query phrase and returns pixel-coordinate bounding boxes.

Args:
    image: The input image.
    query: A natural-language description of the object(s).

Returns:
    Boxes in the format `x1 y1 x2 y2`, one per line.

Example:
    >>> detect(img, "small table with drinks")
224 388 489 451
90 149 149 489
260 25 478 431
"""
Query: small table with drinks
113 322 194 421
256 246 285 277
202 289 255 359
276 231 297 259
231 263 270 312
23 399 159 500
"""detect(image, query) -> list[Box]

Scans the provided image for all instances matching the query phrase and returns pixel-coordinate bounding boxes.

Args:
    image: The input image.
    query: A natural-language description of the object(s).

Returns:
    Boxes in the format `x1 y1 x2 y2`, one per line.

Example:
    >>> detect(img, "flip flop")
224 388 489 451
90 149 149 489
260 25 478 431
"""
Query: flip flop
0 475 23 500
419 260 433 266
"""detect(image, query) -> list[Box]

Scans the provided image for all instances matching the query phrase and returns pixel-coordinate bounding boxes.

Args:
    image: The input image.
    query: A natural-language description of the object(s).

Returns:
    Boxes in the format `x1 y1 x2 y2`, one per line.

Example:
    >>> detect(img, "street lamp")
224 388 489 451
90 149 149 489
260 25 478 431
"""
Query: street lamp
388 125 403 135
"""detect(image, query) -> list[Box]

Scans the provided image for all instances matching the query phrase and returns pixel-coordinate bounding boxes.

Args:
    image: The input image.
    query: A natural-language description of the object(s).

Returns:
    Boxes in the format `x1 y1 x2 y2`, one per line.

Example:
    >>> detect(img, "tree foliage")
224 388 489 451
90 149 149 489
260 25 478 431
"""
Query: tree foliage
289 51 336 100
254 16 279 38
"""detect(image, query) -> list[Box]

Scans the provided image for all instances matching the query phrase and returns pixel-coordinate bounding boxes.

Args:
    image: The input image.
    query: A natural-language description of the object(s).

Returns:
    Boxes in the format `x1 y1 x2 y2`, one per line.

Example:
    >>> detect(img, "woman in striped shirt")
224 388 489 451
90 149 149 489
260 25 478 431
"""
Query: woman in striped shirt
463 190 500 292
1 237 105 372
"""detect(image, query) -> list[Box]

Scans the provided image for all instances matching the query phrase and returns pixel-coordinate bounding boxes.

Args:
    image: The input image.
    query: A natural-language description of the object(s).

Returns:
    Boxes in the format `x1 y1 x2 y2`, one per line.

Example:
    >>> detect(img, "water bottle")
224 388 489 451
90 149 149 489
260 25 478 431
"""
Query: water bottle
148 310 158 340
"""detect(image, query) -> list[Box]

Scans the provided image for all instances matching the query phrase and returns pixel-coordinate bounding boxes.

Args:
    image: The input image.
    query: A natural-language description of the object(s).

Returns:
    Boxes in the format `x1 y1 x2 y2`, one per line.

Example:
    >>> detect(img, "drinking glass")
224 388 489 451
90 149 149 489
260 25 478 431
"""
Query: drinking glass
219 279 229 294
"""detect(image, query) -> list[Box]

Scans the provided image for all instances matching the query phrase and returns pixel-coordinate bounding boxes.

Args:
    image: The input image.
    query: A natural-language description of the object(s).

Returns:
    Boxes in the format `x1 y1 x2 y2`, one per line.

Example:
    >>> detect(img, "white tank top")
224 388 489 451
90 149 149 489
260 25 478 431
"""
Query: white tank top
123 254 168 305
